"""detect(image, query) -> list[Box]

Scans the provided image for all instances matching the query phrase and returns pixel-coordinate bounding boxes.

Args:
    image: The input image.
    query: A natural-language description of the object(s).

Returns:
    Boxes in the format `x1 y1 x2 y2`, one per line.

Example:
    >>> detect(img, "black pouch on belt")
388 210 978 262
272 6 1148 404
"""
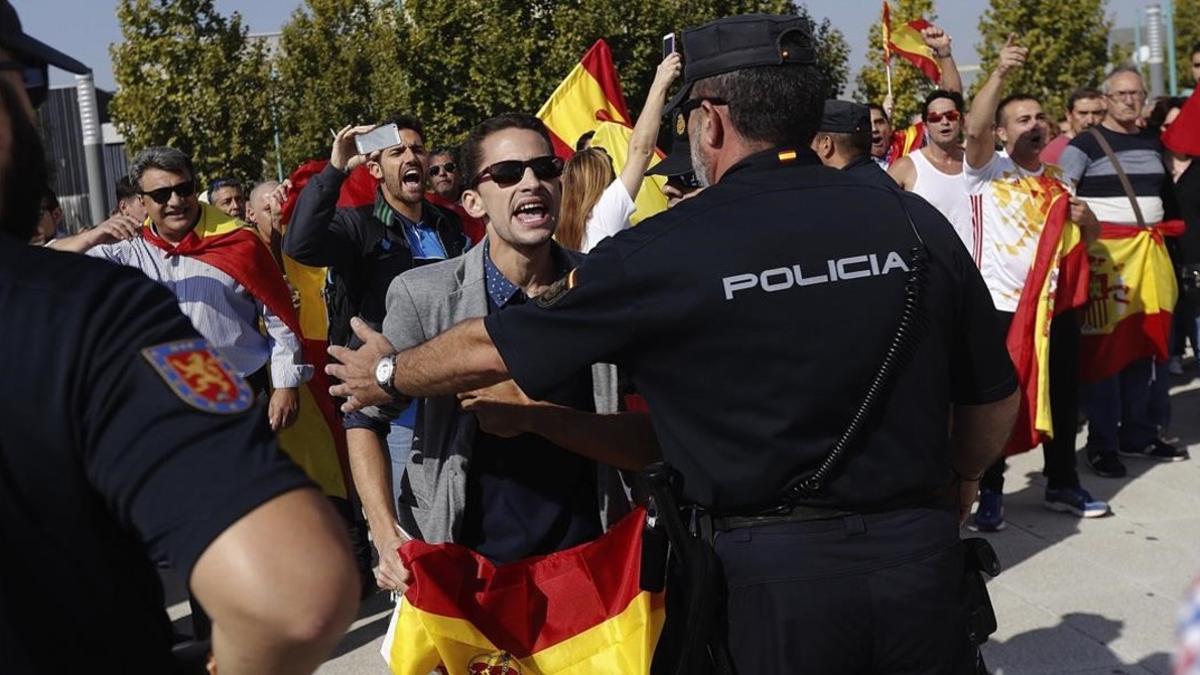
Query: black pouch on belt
962 537 1001 645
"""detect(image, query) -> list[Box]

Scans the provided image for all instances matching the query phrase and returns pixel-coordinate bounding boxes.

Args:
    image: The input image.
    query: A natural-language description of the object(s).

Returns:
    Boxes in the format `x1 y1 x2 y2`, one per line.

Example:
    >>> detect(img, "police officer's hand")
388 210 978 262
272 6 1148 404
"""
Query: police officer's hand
330 124 377 173
957 477 980 525
1069 196 1101 244
996 34 1027 78
327 317 397 413
268 387 300 431
458 379 543 437
90 214 142 246
374 526 413 594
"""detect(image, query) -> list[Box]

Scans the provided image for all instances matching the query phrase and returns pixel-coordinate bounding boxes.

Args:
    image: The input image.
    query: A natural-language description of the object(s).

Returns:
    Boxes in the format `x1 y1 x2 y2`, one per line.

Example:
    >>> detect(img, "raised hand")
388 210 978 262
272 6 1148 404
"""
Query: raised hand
330 124 378 173
996 34 1028 78
921 24 952 57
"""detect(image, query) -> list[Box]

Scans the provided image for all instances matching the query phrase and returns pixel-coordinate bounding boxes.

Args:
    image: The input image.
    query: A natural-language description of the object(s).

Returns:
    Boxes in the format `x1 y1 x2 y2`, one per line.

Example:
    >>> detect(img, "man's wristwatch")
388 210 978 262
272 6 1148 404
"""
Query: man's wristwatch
374 353 403 399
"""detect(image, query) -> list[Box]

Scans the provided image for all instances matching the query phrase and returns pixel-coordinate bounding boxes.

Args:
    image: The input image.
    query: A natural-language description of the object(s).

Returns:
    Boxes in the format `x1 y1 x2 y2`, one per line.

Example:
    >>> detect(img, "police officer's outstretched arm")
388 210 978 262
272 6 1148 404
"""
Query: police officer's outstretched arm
965 34 1027 170
87 272 359 673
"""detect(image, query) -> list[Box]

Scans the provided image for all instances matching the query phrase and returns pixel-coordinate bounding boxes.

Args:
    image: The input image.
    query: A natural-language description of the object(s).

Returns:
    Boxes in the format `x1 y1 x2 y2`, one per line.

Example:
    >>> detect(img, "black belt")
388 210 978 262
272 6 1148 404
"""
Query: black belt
709 503 853 533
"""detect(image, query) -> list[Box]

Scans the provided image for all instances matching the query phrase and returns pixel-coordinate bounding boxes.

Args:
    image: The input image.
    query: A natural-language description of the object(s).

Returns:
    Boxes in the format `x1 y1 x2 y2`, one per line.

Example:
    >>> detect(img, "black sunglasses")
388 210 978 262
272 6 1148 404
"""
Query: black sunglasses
140 179 197 205
429 162 457 177
0 60 48 108
677 96 729 124
472 155 563 187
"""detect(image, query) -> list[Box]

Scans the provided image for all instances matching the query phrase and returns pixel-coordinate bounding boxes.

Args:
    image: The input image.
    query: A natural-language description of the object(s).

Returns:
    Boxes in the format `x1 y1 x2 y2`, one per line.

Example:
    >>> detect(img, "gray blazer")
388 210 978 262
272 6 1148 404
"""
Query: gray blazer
362 239 628 544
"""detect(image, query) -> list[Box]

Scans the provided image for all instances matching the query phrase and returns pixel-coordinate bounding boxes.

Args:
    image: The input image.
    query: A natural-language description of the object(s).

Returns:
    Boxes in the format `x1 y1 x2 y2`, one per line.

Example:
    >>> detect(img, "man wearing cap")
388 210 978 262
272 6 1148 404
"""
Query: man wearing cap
328 14 1018 673
645 108 703 206
0 1 359 671
812 99 897 189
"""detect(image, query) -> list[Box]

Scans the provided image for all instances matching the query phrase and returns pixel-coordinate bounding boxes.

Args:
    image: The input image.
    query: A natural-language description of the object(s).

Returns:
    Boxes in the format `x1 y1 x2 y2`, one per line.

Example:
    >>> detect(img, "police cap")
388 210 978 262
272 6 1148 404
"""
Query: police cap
646 106 693 178
665 14 817 112
819 100 870 134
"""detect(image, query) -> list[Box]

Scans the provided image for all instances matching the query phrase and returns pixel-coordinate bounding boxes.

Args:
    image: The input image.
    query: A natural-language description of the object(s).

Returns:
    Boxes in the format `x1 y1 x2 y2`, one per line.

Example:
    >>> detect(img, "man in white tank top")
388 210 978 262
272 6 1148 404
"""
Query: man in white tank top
889 90 973 251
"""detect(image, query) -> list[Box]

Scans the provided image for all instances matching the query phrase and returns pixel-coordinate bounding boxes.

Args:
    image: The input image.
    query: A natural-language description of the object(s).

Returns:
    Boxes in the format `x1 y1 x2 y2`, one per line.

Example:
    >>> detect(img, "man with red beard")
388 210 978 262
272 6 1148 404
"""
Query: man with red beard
890 90 973 252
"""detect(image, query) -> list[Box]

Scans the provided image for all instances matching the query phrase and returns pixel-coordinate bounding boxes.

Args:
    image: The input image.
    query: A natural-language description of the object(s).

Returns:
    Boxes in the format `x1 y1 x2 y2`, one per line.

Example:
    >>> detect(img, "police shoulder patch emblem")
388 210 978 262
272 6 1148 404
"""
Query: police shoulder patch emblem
141 338 254 414
534 267 578 309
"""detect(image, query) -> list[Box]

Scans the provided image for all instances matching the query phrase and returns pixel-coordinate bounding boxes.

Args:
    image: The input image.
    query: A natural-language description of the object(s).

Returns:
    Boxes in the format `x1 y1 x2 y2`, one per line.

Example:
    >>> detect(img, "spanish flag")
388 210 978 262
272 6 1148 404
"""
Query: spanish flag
1005 193 1090 454
381 508 665 675
1079 220 1183 382
179 190 352 499
537 39 631 158
887 121 927 165
1162 86 1200 156
882 2 942 83
587 121 669 225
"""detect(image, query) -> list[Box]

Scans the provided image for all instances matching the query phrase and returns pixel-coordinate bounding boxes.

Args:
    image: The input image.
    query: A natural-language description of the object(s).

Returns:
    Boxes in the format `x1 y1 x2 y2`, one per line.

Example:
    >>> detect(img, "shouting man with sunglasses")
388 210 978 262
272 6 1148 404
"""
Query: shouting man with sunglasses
425 146 487 244
340 113 657 594
889 89 974 250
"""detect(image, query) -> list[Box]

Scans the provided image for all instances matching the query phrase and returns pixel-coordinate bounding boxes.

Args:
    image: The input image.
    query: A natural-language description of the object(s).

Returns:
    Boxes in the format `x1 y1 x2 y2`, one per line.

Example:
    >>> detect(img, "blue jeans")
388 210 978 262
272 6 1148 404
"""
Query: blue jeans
385 402 417 511
1083 357 1159 454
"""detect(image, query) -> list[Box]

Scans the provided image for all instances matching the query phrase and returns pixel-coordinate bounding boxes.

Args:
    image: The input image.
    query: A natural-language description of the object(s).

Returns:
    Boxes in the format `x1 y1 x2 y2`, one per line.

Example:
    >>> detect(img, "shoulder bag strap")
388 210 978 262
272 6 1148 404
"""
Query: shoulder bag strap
1087 126 1146 227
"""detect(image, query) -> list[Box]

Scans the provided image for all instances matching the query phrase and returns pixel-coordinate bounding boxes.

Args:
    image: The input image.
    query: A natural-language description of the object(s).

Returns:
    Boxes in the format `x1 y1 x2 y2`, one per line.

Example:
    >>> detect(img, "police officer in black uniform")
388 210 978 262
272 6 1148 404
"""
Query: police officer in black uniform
813 99 900 189
330 14 1020 674
0 4 359 671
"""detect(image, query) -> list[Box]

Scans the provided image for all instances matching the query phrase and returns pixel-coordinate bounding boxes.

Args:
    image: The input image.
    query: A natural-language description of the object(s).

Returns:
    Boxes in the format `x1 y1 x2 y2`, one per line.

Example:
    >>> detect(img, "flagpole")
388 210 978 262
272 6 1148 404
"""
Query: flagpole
886 60 893 102
881 2 893 104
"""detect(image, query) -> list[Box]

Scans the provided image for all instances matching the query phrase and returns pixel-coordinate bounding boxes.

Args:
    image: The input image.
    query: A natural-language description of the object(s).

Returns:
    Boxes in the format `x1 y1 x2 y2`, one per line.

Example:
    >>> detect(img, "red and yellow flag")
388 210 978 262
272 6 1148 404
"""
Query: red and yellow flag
381 508 665 675
1005 193 1090 455
1162 86 1200 156
887 120 926 164
1079 220 1183 382
882 2 941 83
537 39 631 158
587 121 669 225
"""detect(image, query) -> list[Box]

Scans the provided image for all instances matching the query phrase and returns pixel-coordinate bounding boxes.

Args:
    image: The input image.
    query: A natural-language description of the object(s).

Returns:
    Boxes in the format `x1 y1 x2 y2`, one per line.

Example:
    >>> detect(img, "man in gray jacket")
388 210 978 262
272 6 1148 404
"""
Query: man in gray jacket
344 113 659 593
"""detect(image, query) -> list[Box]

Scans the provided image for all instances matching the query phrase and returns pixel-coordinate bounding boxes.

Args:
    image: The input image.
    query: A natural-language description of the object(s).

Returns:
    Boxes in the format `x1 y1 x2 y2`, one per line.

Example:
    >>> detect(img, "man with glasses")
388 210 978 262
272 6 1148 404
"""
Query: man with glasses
339 113 655 594
891 90 974 251
1041 88 1106 165
1059 67 1189 476
426 145 486 243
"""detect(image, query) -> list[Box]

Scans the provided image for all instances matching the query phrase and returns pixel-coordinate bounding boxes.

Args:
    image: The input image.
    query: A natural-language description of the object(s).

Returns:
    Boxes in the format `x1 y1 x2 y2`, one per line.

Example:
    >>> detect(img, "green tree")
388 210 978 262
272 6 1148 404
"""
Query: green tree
109 0 273 185
1175 0 1200 92
971 0 1111 119
797 4 852 99
854 0 937 125
271 0 408 171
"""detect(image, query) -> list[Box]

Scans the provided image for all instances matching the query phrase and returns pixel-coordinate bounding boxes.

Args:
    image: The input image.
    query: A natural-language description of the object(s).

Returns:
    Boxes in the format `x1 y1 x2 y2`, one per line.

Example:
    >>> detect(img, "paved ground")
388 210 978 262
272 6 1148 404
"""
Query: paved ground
167 373 1200 674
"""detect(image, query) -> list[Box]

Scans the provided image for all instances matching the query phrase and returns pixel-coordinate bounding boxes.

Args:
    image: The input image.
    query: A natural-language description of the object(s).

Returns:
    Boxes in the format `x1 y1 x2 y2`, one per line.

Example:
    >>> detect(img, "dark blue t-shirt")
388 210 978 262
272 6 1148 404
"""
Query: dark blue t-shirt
457 242 601 563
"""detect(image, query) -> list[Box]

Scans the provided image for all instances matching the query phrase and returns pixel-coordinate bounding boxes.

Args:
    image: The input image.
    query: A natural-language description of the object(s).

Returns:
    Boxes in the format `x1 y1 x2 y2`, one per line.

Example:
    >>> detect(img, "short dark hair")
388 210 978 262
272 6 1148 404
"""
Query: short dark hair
1191 41 1200 57
1065 87 1103 113
1146 96 1187 134
690 32 824 149
868 103 890 123
429 147 456 160
575 130 595 152
381 114 425 143
996 93 1040 125
114 176 139 202
921 89 964 121
207 177 243 202
818 129 872 160
460 113 555 187
129 146 195 191
41 186 59 210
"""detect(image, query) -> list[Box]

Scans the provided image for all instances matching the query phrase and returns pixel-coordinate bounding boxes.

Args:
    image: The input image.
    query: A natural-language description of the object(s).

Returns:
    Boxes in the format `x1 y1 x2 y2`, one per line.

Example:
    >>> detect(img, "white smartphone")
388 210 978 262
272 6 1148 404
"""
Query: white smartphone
354 123 402 156
662 32 676 58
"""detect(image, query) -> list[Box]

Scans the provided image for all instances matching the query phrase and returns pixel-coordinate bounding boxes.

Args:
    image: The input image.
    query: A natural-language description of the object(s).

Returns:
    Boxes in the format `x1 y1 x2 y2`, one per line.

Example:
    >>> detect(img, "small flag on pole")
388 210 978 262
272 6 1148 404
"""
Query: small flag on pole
882 2 942 83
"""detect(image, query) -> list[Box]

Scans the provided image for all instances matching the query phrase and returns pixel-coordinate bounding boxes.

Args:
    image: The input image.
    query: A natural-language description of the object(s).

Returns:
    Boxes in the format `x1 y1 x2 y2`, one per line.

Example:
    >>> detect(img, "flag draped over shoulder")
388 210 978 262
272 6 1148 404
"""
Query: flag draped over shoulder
537 40 668 225
537 40 631 158
1079 220 1183 382
588 121 669 225
882 2 941 83
144 203 351 497
381 508 665 675
1005 194 1090 455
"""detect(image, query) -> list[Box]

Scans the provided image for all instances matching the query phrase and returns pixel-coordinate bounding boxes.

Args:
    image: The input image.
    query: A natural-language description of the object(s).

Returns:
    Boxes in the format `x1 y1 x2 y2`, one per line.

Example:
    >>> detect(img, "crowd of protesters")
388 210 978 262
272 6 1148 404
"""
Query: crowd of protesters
8 0 1200 670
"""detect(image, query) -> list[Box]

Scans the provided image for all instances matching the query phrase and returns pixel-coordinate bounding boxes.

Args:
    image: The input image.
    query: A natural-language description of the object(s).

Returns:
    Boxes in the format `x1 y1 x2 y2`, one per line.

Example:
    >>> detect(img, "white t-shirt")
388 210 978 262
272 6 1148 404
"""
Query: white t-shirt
582 179 636 253
964 153 1073 313
909 149 973 252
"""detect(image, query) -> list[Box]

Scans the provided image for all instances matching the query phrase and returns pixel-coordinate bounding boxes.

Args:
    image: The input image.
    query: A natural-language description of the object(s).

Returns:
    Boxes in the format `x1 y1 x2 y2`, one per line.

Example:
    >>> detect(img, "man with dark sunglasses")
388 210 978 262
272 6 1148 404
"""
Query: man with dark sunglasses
338 113 654 595
425 146 486 244
890 89 973 250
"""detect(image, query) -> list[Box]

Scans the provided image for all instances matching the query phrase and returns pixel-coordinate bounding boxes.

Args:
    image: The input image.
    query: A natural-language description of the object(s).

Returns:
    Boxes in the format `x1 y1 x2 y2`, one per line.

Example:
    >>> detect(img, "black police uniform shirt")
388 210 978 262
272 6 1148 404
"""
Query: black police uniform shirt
844 154 901 190
486 147 1017 513
0 237 312 672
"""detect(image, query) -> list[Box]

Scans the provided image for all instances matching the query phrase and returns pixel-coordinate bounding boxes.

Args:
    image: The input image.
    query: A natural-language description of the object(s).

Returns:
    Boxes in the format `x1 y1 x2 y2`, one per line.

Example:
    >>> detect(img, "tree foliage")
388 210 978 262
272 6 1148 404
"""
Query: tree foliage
854 0 937 125
272 0 408 171
1175 0 1200 92
971 0 1111 118
109 0 273 185
796 4 851 99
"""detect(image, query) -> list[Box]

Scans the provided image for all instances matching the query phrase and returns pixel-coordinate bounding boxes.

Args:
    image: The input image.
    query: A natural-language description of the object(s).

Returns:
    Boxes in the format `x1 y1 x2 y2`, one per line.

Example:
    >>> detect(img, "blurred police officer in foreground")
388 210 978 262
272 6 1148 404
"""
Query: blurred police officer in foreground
329 14 1020 674
0 3 359 672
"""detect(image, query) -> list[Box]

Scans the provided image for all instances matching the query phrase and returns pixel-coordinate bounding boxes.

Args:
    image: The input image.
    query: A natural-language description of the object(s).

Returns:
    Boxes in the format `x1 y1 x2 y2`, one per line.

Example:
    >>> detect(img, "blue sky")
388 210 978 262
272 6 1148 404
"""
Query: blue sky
17 0 1160 94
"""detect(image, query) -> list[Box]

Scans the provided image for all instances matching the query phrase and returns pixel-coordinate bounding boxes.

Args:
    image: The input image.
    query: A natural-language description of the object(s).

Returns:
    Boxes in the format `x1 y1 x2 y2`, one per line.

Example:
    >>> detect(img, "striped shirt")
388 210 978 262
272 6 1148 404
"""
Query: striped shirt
1058 126 1168 225
87 236 311 388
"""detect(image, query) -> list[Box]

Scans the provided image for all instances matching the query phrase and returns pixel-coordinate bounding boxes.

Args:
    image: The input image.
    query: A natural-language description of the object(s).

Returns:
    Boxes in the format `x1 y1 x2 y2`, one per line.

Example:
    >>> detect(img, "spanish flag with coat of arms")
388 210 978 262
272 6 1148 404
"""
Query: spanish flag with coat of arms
381 508 664 674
